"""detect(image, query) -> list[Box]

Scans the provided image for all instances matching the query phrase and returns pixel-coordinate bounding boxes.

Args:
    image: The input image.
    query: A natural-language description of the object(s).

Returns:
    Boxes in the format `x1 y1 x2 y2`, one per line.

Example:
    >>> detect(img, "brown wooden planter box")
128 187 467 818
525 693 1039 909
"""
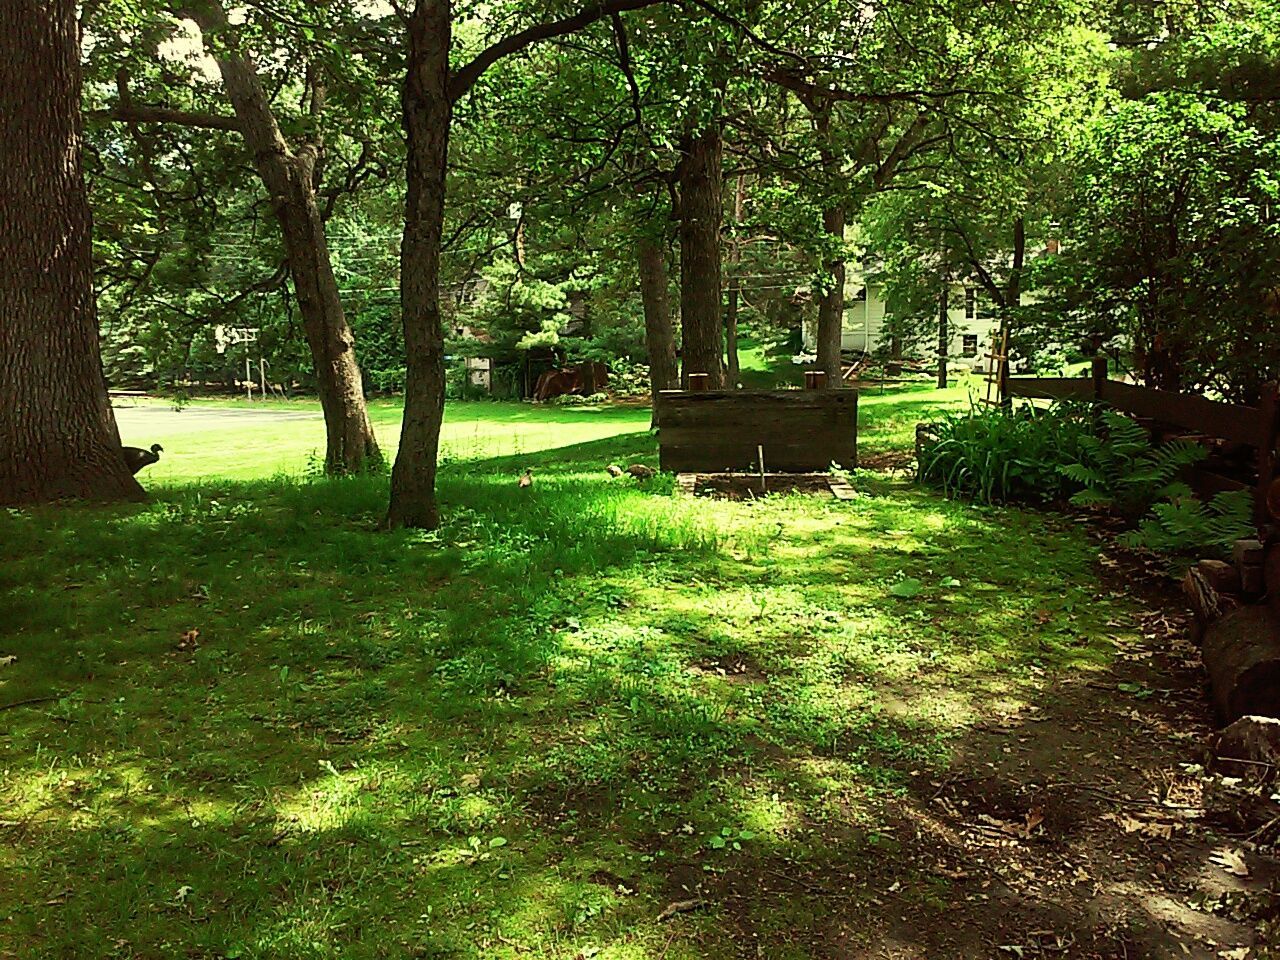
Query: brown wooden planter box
656 389 858 473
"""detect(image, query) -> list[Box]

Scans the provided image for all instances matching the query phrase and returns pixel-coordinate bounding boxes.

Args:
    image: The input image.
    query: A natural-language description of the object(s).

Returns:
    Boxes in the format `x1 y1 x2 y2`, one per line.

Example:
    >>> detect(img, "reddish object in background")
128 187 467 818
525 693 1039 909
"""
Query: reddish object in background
532 361 609 402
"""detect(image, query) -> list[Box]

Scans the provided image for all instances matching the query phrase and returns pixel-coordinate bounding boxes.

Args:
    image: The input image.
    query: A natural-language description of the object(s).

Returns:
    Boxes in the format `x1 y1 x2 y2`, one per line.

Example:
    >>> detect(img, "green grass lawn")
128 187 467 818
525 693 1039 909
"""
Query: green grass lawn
0 389 1142 959
113 398 654 482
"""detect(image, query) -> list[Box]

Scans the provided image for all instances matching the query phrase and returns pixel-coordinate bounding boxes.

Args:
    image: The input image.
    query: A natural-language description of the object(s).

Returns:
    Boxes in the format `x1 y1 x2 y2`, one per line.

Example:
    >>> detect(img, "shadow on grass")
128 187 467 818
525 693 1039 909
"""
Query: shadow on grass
0 425 1204 959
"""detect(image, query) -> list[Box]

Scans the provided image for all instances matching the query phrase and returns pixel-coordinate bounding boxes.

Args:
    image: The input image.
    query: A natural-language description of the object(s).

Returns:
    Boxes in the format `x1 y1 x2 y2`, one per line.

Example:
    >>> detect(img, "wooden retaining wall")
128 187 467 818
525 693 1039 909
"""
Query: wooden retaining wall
655 390 858 473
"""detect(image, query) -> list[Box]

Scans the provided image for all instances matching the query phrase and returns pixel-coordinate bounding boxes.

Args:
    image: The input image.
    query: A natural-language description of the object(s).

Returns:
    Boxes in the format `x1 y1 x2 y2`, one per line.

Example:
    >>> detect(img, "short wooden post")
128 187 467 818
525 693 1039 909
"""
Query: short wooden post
1091 355 1108 402
1255 381 1278 527
687 373 710 392
804 370 828 390
998 325 1012 409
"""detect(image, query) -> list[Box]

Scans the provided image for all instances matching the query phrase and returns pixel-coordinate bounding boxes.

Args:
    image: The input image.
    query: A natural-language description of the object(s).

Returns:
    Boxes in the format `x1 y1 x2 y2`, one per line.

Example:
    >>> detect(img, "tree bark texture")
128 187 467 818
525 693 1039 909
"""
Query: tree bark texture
816 204 847 385
637 236 678 406
678 125 725 389
0 0 145 504
186 1 379 474
725 174 745 388
387 0 452 529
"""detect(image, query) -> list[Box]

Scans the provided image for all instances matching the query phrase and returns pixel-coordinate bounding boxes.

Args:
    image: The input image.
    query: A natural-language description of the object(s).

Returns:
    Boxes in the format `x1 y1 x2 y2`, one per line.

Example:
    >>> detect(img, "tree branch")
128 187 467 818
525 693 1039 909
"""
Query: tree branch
87 104 243 132
449 0 664 102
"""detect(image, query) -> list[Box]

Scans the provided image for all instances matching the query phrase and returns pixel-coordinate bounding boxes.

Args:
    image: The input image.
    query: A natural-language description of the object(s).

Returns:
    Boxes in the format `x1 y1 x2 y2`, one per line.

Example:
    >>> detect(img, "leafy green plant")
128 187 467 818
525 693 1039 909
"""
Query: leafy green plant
553 392 609 406
1119 489 1255 557
917 401 1096 504
707 826 755 851
1058 410 1205 520
606 359 652 398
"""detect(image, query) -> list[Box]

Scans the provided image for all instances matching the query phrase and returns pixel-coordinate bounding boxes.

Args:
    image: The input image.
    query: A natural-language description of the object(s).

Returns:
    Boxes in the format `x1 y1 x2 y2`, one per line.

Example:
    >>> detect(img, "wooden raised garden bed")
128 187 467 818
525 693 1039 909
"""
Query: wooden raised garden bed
656 389 858 474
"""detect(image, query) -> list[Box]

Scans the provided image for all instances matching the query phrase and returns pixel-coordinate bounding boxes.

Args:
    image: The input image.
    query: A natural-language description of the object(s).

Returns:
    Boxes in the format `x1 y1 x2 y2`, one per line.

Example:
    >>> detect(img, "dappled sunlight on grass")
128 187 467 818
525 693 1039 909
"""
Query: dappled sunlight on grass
0 398 1148 958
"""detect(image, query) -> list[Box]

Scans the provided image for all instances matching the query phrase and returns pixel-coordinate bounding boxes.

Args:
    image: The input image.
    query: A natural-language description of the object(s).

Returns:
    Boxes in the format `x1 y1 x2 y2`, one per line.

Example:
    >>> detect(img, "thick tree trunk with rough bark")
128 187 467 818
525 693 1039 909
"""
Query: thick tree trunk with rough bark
724 174 745 388
187 2 378 474
678 126 725 389
387 0 451 529
0 0 145 504
637 237 678 408
816 205 846 385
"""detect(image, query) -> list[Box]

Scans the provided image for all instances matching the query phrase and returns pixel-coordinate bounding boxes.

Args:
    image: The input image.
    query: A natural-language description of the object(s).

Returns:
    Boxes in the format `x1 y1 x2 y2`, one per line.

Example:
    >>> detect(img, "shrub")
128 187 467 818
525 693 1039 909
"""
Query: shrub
607 359 652 398
917 401 1096 504
553 392 609 406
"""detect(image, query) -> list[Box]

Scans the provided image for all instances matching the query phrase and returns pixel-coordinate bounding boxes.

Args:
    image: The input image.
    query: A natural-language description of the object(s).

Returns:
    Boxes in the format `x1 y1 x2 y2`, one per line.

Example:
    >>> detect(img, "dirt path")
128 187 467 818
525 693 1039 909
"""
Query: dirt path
680 563 1275 958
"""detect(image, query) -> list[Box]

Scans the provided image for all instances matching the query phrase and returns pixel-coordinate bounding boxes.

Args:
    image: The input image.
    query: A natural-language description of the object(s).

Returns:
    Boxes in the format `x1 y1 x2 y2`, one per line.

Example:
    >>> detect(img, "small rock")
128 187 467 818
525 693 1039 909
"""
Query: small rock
1212 715 1280 768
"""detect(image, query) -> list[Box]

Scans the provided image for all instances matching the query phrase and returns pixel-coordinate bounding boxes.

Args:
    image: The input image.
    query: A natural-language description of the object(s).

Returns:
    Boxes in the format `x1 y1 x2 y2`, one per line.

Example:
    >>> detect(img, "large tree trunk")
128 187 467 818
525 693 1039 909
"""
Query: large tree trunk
816 204 846 385
678 125 725 389
637 236 678 417
186 2 379 475
0 0 144 504
387 0 451 529
724 173 745 388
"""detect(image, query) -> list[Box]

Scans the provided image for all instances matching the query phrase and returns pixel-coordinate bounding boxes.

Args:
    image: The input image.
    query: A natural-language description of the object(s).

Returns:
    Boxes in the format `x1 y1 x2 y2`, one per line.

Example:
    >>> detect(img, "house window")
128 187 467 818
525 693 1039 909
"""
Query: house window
962 335 979 358
964 288 977 321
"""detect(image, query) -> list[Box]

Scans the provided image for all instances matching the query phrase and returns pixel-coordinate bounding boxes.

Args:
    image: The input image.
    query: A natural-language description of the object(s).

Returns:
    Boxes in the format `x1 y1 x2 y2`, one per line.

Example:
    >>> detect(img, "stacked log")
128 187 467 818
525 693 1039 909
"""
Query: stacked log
1202 605 1280 722
1196 485 1280 724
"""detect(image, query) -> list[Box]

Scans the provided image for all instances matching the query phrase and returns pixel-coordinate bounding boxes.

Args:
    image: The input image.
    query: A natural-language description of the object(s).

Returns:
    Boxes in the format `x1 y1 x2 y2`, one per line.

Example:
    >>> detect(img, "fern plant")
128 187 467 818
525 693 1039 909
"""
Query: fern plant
1119 489 1255 557
1058 410 1206 520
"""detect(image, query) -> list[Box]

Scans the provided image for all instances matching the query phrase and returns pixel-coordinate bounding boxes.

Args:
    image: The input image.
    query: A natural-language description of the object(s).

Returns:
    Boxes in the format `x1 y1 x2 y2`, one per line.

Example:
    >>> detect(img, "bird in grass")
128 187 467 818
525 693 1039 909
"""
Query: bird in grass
606 464 624 478
626 464 656 480
122 443 162 475
518 467 533 489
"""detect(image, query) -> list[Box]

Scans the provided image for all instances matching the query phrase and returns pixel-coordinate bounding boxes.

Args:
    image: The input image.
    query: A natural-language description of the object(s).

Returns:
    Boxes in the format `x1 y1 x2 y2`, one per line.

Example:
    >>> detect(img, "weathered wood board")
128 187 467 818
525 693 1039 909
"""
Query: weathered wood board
656 390 858 473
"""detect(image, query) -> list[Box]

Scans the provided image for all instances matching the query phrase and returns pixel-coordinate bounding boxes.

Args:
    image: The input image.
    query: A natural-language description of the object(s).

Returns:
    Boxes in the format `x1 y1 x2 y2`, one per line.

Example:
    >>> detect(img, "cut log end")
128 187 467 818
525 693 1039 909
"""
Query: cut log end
1202 605 1280 723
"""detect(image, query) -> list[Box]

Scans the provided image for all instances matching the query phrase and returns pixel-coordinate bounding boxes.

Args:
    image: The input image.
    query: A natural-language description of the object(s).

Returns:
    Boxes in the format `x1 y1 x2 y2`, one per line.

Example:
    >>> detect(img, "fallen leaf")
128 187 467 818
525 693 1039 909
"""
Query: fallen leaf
1023 806 1045 838
1210 849 1250 878
889 579 923 599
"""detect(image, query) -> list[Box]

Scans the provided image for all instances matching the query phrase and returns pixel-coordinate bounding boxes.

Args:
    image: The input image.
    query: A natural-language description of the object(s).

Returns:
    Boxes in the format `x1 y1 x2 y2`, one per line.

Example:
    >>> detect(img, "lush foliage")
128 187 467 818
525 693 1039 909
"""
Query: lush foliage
1030 92 1280 401
1119 489 1257 557
917 401 1097 504
920 402 1260 558
1059 409 1207 520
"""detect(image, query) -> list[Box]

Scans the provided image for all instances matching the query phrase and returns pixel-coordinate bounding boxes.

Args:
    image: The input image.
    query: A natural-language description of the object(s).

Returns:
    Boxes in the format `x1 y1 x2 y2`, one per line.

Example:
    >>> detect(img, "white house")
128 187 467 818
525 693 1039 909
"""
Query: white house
803 265 1003 372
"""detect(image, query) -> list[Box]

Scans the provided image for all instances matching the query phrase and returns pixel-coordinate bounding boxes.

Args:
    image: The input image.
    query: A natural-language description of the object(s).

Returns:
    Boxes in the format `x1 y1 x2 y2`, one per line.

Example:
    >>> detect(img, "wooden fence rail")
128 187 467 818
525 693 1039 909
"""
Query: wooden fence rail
1007 357 1280 522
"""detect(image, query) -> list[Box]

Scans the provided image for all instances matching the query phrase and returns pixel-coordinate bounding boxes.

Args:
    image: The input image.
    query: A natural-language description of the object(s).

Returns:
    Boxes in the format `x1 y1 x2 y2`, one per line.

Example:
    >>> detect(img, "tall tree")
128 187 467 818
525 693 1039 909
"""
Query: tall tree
90 0 383 474
389 0 668 528
636 234 679 402
678 124 726 388
0 0 145 505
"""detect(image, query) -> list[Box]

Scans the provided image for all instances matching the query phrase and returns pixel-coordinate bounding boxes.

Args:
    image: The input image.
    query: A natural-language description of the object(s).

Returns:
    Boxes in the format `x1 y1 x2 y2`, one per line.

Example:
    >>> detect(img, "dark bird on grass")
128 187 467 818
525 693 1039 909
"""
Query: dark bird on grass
122 443 163 475
626 464 656 480
518 467 533 489
606 464 624 478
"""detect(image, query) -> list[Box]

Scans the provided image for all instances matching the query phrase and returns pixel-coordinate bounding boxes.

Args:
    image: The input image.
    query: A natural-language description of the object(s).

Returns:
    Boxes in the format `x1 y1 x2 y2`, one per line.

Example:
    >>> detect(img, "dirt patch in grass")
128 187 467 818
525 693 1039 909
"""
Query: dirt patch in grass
693 473 836 500
859 449 917 473
688 654 768 684
648 572 1272 959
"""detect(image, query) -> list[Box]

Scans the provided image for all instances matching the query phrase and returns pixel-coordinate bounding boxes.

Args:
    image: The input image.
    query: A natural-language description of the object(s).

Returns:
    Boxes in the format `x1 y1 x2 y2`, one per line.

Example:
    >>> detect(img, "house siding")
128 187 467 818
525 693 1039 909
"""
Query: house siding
803 278 1002 371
